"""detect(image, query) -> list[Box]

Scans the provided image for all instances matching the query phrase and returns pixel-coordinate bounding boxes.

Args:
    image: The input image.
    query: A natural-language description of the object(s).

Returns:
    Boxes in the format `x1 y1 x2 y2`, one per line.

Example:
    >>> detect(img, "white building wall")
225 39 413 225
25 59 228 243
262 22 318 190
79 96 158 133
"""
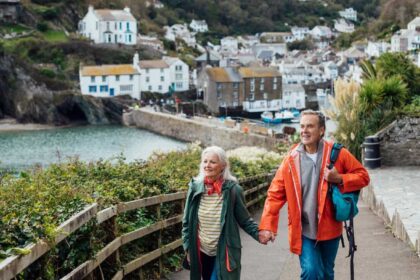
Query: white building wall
140 68 171 94
79 7 137 45
168 60 189 91
80 73 141 99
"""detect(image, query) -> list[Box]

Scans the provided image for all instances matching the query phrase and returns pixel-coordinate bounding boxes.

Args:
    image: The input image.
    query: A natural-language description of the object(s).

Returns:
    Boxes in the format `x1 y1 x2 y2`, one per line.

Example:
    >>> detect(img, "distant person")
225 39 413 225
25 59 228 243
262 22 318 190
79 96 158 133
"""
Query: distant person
259 110 370 280
182 146 261 280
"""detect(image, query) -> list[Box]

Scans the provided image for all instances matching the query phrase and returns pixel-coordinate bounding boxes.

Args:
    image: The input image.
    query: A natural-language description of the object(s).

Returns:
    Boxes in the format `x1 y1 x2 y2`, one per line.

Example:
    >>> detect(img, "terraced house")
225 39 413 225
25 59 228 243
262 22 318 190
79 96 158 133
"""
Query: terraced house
198 67 281 115
79 53 141 99
78 5 137 45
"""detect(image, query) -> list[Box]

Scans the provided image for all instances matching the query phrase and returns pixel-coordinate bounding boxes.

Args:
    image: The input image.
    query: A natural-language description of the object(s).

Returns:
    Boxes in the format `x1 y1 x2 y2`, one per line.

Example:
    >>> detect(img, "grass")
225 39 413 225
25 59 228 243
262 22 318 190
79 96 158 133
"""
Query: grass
42 30 68 42
0 23 31 34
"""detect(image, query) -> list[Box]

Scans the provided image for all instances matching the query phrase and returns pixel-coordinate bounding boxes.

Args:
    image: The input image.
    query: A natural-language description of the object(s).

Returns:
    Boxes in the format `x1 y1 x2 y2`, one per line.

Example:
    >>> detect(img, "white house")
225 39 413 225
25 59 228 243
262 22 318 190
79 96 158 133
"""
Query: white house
276 60 326 85
339 8 357 21
322 61 338 80
334 19 355 33
407 16 420 31
310 26 333 39
78 6 137 45
164 24 196 47
252 43 287 59
260 32 294 43
220 36 238 52
237 35 260 48
365 41 391 57
189 19 208 33
282 84 306 109
79 54 141 99
291 26 310 41
138 56 189 93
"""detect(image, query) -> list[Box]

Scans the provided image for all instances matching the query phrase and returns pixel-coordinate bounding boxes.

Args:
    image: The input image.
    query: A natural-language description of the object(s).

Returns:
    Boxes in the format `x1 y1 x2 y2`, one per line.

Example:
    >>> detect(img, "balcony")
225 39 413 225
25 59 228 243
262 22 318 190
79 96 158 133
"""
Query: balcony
243 99 281 112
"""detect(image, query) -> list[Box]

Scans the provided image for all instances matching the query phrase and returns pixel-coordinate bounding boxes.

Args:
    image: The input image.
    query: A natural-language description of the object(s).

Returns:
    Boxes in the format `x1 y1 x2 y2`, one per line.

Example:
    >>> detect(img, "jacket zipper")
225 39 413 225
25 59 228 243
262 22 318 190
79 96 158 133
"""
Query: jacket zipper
289 162 302 232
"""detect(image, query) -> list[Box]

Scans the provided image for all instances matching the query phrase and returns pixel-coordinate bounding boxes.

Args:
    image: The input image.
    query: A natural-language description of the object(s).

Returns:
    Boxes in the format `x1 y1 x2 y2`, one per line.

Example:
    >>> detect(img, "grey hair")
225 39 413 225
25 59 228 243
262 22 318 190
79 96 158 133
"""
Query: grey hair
301 109 326 134
195 146 237 182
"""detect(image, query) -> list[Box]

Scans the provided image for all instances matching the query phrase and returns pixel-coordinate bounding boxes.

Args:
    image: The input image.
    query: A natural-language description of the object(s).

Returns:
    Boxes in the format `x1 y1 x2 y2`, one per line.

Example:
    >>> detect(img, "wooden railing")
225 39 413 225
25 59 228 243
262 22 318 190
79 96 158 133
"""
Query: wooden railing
0 172 274 280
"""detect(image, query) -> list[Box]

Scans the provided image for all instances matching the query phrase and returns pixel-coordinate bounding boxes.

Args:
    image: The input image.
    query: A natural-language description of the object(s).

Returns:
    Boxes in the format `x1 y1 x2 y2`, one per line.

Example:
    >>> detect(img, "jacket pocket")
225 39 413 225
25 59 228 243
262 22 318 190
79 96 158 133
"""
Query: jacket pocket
225 238 242 271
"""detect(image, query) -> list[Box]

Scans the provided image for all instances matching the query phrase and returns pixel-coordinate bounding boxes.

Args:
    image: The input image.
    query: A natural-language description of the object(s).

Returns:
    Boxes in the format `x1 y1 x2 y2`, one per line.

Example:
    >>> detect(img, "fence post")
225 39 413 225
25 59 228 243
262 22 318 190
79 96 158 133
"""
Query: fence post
157 203 162 278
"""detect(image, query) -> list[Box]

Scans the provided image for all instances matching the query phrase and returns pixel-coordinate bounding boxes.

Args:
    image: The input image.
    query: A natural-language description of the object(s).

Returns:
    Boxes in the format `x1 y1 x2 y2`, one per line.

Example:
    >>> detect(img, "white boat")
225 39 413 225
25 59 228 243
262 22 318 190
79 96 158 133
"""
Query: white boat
261 110 295 124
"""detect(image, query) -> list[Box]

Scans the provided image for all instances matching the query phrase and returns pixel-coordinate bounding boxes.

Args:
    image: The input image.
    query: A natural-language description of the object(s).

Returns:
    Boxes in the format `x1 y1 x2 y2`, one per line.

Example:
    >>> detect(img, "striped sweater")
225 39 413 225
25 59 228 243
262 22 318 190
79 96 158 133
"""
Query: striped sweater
198 192 223 256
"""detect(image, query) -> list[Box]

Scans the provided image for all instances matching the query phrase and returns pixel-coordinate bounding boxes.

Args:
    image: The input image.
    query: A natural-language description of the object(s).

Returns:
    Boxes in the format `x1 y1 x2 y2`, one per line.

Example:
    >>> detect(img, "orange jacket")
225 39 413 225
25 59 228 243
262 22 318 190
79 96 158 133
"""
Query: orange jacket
259 140 370 255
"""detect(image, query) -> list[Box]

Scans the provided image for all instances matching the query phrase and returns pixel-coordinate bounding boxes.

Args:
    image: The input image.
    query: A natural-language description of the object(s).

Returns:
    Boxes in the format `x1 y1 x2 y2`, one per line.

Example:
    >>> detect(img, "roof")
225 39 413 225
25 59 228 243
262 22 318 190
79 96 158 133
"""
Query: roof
238 67 280 78
283 83 305 92
139 60 169 69
206 68 241 82
81 65 139 76
408 16 420 27
94 9 136 21
258 50 273 60
195 51 221 61
163 56 183 66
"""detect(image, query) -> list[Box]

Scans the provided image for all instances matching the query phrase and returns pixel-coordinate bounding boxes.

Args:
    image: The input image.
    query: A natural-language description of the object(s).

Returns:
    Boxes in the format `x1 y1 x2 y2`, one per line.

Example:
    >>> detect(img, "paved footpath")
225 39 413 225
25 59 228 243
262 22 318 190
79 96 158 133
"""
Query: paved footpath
170 200 420 280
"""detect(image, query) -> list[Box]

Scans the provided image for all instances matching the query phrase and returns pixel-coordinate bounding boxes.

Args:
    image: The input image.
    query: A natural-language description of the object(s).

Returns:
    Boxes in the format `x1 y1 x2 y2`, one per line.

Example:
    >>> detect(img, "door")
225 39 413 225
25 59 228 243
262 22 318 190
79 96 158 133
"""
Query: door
110 88 114 96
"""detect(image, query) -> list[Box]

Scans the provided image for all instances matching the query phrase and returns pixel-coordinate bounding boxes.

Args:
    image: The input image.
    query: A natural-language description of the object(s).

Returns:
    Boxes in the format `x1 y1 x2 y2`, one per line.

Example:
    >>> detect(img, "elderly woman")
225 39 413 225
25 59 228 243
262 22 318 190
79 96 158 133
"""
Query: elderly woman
182 146 260 280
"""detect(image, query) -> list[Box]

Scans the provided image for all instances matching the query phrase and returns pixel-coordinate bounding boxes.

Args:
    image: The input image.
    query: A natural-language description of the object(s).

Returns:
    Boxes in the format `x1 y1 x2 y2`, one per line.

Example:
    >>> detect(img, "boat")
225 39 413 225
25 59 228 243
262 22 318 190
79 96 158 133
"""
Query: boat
261 110 295 124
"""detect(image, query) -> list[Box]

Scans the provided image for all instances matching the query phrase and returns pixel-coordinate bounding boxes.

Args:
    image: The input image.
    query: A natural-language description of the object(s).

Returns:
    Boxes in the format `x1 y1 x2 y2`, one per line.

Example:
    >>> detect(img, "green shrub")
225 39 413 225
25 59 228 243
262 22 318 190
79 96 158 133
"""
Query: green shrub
37 22 49 32
39 68 56 78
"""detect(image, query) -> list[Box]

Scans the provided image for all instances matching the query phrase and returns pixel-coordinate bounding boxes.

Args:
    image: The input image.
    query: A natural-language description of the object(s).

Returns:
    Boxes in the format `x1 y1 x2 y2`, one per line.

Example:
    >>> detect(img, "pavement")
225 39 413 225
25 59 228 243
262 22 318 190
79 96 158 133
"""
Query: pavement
169 167 420 279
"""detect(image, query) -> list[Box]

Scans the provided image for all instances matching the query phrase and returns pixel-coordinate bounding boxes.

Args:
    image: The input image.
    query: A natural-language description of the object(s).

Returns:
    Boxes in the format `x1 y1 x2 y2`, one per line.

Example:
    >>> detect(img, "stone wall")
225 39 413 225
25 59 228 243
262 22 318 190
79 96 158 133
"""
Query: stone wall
375 117 420 166
123 109 287 151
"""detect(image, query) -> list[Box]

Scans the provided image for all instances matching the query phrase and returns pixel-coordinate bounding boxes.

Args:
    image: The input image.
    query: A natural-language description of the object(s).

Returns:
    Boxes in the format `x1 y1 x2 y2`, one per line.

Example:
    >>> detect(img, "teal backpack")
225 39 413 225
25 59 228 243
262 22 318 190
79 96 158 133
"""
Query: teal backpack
328 143 359 222
328 143 359 280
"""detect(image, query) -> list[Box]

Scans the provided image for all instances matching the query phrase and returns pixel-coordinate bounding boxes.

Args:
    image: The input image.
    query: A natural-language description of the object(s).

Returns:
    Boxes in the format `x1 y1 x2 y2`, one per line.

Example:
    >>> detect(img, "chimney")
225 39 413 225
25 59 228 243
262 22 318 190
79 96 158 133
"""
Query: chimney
124 7 131 13
88 5 94 13
133 52 139 66
206 47 211 66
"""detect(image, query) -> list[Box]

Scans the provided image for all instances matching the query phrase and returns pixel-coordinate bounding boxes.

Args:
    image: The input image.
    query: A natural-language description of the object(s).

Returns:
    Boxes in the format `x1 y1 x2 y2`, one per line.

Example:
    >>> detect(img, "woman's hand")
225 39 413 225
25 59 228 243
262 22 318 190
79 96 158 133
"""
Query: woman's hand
186 251 190 263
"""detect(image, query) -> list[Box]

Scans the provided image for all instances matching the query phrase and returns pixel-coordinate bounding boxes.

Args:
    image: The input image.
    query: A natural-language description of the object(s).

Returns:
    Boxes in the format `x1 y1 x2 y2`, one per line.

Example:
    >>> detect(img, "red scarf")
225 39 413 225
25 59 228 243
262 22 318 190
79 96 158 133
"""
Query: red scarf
204 176 224 195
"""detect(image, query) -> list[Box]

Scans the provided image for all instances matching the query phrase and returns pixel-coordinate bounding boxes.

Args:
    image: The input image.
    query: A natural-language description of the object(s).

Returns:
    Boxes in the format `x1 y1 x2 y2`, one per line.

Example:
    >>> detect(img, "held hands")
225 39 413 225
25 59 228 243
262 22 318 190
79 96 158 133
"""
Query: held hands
258 230 275 245
323 167 343 185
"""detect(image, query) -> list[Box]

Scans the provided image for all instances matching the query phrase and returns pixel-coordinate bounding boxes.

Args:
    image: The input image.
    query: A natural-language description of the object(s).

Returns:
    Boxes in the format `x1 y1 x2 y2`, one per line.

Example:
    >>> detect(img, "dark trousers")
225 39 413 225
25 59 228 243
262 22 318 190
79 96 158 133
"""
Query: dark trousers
200 251 216 280
299 235 341 280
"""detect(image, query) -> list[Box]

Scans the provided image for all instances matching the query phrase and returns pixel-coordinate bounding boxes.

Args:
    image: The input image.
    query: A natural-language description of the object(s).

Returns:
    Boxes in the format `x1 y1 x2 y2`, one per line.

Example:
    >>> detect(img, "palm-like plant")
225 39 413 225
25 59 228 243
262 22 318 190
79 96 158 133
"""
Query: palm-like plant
359 59 377 81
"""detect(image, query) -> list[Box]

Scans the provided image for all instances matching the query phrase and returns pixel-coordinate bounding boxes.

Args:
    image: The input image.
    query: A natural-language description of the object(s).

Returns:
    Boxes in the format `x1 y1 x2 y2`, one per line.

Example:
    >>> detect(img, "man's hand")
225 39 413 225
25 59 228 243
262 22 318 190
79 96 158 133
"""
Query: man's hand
324 167 343 184
259 230 275 244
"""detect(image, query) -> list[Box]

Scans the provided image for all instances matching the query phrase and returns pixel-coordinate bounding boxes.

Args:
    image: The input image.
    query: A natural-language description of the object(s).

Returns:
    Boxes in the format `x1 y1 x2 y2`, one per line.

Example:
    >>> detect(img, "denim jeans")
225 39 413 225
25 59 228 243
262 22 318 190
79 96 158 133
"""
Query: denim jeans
299 235 340 280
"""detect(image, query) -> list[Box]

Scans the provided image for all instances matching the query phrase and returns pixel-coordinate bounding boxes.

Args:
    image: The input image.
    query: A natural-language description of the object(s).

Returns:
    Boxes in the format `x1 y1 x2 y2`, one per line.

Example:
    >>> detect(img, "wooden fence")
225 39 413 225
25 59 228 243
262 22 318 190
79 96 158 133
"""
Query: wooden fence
0 173 274 280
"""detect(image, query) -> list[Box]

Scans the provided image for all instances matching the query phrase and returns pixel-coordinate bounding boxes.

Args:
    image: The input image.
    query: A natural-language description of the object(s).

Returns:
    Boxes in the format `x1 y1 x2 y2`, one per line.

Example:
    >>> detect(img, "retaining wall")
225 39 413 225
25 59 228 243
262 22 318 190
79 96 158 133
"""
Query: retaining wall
123 109 287 151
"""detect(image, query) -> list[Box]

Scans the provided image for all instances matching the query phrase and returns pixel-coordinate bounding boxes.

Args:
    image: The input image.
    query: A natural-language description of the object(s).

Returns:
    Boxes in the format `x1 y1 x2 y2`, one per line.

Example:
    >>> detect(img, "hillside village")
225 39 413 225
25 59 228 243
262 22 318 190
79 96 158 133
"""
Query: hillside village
0 0 419 119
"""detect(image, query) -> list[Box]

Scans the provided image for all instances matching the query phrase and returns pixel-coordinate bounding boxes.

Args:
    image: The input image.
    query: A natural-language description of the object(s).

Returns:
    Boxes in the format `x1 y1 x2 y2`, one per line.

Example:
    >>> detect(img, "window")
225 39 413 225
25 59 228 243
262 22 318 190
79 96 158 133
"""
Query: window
217 83 222 90
146 69 149 74
100 85 108 92
176 82 183 89
261 78 265 83
158 85 162 90
89 86 97 93
160 76 164 82
116 75 120 82
175 73 182 80
260 83 264 91
148 85 152 91
263 93 268 99
249 92 255 100
176 65 183 71
146 77 150 82
129 75 133 81
90 76 95 83
120 85 133 92
126 22 130 30
160 69 164 73
233 91 238 101
273 77 277 83
273 83 277 90
217 91 222 99
102 76 106 82
129 34 132 42
233 83 239 89
114 22 117 30
106 22 110 30
120 22 122 30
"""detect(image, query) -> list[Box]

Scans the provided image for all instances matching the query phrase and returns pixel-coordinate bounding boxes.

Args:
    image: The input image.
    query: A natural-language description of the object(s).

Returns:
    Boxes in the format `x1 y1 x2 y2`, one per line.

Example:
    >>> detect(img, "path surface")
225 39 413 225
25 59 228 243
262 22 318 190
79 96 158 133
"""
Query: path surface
170 200 420 280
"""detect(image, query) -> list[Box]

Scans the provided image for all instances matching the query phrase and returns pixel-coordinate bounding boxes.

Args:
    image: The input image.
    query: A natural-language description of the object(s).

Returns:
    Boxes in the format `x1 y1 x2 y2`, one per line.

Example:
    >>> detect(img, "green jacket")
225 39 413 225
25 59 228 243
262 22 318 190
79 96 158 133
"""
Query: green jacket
182 178 259 280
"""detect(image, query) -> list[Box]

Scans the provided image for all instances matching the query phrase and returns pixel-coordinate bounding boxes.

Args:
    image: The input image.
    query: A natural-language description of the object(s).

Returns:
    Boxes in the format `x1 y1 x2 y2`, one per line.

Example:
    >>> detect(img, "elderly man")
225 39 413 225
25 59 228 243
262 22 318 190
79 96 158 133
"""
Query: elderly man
259 110 370 280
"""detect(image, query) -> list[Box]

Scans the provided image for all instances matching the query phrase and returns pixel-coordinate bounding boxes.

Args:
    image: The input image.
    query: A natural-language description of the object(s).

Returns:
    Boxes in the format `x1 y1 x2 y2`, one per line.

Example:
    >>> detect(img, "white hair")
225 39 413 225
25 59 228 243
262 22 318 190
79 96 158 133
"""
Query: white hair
195 146 237 182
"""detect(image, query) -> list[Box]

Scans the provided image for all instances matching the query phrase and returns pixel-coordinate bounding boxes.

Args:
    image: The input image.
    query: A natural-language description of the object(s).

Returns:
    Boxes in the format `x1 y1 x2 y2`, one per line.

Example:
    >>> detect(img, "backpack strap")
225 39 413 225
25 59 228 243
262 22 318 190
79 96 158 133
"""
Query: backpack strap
328 143 343 169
